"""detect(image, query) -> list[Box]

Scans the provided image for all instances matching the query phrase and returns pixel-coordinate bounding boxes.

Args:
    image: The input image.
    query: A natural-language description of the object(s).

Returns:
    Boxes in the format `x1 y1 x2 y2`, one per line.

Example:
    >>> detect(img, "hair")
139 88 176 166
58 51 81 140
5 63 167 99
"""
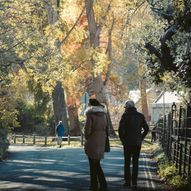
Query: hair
59 121 62 124
124 100 135 109
89 99 105 108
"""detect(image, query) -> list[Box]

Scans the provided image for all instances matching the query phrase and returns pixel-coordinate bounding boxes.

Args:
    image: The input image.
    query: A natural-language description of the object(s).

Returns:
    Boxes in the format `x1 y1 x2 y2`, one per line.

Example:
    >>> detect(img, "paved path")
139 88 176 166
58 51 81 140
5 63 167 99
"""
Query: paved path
0 145 168 191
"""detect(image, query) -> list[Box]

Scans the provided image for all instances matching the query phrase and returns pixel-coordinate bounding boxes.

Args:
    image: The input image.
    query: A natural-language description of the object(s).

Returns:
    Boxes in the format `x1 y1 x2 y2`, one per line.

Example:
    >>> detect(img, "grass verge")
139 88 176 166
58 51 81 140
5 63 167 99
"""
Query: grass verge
151 142 191 191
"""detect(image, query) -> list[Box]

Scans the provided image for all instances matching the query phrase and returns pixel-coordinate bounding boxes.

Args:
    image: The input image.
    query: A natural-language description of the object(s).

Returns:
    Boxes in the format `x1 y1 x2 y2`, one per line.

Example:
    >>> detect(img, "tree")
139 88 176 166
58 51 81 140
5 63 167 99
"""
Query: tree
144 0 191 92
44 0 70 132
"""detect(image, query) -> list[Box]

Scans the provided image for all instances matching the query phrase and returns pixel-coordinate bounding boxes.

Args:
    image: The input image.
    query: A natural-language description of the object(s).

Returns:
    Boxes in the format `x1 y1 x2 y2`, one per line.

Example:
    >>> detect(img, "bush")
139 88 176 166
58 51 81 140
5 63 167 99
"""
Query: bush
159 163 177 181
153 144 191 191
158 159 191 190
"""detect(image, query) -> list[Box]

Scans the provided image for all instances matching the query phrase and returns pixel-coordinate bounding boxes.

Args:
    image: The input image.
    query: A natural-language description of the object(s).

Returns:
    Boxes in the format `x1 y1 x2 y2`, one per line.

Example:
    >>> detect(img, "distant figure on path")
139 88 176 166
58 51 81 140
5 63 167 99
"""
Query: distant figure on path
84 98 108 191
118 100 149 190
55 121 65 148
151 126 157 142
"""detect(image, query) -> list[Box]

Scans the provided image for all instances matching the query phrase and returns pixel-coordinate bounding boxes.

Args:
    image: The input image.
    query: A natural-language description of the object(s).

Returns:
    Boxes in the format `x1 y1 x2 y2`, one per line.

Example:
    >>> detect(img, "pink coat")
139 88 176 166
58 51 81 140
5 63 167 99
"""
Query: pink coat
84 106 107 160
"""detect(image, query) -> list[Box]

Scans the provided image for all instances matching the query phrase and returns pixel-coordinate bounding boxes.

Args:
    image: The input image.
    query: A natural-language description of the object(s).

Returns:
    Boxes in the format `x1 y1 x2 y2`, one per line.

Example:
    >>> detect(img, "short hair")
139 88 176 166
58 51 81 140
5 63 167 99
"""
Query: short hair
59 121 62 124
124 100 135 109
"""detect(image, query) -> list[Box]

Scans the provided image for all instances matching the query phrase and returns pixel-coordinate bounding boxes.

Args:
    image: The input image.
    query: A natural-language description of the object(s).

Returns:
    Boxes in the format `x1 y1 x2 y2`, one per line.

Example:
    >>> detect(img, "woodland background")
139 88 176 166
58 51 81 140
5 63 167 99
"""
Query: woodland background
0 0 191 141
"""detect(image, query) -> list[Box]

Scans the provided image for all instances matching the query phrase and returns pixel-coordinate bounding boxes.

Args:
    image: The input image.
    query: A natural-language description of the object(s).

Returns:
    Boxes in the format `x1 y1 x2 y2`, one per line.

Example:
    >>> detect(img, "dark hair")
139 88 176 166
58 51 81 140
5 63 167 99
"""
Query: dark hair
89 99 104 107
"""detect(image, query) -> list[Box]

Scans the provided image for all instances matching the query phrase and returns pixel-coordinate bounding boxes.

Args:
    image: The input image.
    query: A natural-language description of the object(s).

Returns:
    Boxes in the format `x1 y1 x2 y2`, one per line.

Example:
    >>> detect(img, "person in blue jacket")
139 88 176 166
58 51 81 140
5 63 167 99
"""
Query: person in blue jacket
55 121 65 148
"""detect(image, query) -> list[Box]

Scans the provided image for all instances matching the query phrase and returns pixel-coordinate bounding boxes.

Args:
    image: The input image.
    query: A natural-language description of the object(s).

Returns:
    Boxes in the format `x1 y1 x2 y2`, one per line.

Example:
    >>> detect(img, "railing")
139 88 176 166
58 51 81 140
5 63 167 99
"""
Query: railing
9 131 121 147
156 103 191 177
10 134 85 146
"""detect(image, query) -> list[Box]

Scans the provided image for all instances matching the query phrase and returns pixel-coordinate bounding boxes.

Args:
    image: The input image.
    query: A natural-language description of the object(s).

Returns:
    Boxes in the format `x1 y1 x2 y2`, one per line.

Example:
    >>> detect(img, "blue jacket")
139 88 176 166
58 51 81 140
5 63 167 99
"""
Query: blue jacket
56 124 65 137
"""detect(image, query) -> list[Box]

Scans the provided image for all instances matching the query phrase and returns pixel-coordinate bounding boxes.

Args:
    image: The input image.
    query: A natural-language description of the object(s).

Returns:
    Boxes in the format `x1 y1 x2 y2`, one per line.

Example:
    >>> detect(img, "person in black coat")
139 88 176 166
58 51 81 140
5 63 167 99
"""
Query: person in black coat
118 100 149 189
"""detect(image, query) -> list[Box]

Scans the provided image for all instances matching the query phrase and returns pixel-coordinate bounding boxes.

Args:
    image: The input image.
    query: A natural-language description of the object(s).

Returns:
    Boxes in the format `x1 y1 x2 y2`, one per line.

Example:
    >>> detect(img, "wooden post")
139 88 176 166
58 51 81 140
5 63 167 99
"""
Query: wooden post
81 134 84 146
33 135 36 145
68 134 70 145
22 134 25 144
14 134 16 144
45 136 47 146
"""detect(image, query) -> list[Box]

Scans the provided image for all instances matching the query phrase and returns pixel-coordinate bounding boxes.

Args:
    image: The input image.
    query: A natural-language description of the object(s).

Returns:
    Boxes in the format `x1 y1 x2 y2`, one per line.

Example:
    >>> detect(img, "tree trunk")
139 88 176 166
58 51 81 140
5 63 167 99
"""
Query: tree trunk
45 1 80 134
139 78 149 122
67 96 81 136
85 0 116 135
52 81 69 133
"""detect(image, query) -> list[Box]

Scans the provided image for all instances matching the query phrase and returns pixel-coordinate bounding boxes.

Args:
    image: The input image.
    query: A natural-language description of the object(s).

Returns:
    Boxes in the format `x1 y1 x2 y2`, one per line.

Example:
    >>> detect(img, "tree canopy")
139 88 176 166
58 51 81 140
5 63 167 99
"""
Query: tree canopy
144 0 191 89
1 0 191 133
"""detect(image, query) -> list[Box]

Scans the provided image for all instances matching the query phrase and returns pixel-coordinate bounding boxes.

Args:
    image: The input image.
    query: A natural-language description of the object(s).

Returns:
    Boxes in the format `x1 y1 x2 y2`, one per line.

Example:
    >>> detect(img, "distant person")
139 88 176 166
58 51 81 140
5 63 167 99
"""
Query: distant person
55 121 65 148
151 126 157 142
84 98 108 191
118 100 149 190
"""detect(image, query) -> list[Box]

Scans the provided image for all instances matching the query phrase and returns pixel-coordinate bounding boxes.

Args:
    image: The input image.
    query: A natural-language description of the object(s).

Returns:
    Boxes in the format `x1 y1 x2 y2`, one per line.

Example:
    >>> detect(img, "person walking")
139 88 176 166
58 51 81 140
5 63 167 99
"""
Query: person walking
151 126 157 142
118 100 149 190
84 98 108 191
55 121 65 148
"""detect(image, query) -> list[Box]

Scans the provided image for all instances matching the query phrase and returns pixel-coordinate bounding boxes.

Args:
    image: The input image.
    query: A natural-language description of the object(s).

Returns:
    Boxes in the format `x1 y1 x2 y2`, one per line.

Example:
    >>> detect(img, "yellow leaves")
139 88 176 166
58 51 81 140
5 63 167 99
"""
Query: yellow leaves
161 72 175 84
174 0 185 13
45 22 68 47
0 110 20 128
69 47 89 64
94 4 105 23
91 47 110 76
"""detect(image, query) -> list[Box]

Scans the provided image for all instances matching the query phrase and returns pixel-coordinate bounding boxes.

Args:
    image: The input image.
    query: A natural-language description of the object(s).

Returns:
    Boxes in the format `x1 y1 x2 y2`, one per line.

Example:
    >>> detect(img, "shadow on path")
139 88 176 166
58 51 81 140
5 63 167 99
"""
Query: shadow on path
0 145 168 191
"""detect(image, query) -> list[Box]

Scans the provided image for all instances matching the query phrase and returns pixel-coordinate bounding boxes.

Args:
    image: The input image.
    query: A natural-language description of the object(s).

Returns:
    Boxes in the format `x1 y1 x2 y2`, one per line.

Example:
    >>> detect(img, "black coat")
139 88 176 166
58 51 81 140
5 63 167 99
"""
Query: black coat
118 107 149 146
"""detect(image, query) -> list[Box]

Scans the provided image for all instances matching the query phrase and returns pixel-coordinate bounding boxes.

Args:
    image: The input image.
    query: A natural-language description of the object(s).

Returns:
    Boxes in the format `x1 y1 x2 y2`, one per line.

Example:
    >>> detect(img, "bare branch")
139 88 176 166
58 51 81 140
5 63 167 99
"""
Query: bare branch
59 6 85 48
145 43 161 59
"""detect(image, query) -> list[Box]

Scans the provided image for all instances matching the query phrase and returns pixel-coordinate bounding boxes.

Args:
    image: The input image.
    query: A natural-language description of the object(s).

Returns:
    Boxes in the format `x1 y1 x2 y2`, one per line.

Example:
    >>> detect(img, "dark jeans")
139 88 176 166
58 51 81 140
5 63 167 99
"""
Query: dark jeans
88 157 107 190
123 145 141 186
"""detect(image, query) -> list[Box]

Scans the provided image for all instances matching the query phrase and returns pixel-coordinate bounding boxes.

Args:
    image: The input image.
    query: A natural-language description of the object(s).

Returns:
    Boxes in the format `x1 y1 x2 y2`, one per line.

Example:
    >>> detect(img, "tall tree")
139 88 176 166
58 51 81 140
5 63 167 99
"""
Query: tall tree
84 0 117 134
144 0 191 94
44 0 69 131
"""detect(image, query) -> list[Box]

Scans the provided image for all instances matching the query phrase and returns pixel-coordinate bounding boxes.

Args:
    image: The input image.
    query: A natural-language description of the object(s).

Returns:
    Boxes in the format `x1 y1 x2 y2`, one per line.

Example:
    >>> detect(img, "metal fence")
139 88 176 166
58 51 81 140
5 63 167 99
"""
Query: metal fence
156 103 191 177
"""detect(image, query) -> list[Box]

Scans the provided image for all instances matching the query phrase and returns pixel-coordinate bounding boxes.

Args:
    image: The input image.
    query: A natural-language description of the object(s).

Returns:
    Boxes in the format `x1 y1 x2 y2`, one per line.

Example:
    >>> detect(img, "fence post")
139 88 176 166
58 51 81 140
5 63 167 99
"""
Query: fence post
14 134 16 144
81 133 84 146
45 136 47 146
68 134 70 145
175 141 179 169
33 135 36 145
179 143 183 175
188 145 191 176
172 142 176 163
22 134 25 144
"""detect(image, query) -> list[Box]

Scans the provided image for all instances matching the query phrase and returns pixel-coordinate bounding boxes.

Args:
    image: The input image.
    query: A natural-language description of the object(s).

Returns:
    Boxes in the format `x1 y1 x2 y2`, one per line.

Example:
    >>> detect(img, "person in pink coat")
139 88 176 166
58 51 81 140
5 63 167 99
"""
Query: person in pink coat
84 98 108 191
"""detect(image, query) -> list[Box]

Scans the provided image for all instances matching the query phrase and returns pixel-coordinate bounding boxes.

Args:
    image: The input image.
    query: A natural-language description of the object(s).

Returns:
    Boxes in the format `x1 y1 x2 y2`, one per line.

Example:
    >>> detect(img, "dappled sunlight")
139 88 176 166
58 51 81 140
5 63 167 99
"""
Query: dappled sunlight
0 145 169 190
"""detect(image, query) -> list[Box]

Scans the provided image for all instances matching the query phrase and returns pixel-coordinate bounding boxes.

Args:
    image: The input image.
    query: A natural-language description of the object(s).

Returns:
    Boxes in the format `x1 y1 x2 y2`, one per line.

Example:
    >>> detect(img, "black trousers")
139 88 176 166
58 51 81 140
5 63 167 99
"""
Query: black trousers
88 157 107 190
123 145 141 185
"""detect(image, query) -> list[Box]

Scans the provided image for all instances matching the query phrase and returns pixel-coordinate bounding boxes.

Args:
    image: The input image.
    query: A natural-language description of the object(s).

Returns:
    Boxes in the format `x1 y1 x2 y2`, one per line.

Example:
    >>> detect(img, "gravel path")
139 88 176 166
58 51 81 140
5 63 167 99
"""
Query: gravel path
0 145 168 191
